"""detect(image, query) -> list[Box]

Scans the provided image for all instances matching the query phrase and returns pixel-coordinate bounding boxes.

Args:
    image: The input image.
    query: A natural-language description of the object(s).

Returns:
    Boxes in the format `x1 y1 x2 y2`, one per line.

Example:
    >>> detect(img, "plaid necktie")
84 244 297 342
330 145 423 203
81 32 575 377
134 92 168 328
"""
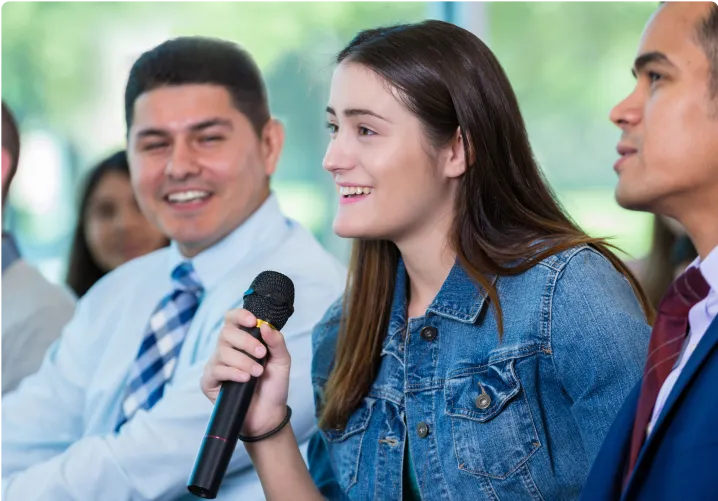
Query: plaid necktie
116 261 204 431
625 266 709 479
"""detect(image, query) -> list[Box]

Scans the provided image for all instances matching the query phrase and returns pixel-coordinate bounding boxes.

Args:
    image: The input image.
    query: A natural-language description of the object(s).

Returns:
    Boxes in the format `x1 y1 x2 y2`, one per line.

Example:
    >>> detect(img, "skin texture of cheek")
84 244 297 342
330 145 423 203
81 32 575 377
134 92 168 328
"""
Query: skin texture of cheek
617 80 718 213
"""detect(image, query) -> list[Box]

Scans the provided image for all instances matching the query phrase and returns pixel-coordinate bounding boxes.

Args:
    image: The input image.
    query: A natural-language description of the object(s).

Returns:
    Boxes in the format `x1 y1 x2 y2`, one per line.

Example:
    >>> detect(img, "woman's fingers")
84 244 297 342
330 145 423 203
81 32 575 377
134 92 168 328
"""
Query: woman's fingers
260 323 290 366
224 308 258 330
216 344 265 377
218 321 267 358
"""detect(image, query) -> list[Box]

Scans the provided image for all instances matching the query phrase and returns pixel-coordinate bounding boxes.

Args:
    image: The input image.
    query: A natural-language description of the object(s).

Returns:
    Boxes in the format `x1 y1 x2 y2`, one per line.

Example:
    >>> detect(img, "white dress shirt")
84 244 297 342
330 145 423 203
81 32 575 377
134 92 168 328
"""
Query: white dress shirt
1 194 347 501
648 245 718 433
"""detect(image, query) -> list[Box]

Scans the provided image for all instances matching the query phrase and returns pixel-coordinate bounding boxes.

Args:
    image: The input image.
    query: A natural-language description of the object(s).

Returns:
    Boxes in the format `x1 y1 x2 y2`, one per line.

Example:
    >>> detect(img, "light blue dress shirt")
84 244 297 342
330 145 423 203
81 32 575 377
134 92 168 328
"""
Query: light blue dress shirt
1 194 347 501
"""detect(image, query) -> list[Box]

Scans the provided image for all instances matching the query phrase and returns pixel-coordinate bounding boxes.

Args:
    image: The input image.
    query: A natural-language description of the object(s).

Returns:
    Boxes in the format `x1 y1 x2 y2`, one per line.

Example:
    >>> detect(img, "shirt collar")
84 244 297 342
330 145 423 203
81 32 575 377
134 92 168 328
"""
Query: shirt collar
2 233 21 273
166 193 288 292
696 245 718 294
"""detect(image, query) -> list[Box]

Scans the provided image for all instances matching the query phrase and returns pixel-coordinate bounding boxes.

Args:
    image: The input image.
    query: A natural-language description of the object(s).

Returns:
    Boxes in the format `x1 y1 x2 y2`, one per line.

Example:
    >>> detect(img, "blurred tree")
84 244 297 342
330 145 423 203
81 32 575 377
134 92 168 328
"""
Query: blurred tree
488 2 657 189
2 2 424 132
1 1 426 276
1 2 659 273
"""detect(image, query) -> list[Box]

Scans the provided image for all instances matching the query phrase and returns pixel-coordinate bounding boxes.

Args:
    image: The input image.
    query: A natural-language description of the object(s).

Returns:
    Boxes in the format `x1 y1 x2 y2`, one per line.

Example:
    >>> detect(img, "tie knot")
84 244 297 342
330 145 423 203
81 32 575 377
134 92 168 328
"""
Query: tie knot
171 261 204 296
659 266 710 317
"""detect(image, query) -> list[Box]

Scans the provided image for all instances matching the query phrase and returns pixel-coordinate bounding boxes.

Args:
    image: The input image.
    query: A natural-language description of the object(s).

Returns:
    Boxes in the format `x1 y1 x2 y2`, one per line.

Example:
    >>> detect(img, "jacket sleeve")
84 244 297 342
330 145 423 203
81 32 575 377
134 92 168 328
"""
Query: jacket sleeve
550 248 650 463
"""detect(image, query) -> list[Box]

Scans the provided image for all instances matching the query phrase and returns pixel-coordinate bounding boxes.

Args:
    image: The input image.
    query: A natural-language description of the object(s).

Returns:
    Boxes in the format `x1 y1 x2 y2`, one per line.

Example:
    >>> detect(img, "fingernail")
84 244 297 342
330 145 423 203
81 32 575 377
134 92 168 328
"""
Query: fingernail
255 346 266 357
251 365 263 377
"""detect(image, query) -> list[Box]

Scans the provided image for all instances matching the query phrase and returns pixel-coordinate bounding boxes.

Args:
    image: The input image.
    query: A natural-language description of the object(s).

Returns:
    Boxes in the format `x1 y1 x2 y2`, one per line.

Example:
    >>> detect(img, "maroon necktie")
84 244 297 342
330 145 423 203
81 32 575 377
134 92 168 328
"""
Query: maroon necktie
625 266 710 481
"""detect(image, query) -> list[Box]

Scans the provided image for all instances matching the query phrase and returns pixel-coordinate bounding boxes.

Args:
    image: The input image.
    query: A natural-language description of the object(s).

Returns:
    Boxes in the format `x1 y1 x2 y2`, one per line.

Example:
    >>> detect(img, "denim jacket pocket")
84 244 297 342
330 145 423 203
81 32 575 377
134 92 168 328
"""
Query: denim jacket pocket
320 397 376 492
444 358 541 479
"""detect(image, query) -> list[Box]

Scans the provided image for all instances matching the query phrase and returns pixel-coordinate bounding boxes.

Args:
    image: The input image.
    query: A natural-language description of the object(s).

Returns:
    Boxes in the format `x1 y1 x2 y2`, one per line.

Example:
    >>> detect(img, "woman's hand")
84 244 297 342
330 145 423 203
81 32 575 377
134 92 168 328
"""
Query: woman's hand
201 308 292 436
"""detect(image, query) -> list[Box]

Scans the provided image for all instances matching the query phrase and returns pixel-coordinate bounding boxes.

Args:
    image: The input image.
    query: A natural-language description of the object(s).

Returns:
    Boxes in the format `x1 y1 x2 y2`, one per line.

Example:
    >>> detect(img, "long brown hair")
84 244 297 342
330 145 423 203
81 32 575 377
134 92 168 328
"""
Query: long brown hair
319 20 653 430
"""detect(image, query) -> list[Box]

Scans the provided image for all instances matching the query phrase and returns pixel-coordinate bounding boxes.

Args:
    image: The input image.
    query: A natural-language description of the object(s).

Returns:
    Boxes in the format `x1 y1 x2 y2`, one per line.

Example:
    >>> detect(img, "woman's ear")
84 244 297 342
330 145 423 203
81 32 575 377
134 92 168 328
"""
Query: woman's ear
442 127 471 179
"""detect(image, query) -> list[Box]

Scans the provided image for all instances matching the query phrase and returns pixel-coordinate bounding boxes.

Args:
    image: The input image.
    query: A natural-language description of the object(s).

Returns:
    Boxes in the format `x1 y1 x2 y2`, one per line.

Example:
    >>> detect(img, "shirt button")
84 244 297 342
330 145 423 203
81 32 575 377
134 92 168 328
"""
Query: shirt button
420 326 437 342
416 422 430 438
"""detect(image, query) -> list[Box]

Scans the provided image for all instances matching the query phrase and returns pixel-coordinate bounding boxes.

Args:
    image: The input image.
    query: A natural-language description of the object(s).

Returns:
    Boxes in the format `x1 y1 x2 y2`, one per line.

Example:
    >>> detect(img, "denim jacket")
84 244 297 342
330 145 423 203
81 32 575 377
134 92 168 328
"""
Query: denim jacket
308 245 651 500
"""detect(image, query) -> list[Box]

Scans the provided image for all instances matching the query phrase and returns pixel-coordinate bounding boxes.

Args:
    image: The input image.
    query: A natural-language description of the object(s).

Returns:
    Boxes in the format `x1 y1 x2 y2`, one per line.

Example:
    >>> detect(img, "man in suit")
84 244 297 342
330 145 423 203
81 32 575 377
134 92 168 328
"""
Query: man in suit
581 2 718 500
1 101 76 394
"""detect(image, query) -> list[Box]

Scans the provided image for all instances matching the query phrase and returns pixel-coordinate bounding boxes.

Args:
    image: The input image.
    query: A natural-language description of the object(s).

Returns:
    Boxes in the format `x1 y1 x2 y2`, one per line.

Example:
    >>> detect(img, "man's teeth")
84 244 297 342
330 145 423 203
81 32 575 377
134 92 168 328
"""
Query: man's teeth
167 190 210 203
339 186 373 196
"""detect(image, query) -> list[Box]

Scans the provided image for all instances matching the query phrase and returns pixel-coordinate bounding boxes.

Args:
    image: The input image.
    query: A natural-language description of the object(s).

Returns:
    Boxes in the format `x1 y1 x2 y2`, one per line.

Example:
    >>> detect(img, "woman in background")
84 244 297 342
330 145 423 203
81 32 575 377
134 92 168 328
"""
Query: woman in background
637 215 698 308
66 150 168 297
202 21 652 500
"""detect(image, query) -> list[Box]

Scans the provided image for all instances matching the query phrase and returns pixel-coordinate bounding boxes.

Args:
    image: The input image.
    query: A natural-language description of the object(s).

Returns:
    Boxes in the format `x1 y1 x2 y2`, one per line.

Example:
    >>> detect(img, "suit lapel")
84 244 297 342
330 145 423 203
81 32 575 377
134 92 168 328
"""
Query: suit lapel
624 317 718 495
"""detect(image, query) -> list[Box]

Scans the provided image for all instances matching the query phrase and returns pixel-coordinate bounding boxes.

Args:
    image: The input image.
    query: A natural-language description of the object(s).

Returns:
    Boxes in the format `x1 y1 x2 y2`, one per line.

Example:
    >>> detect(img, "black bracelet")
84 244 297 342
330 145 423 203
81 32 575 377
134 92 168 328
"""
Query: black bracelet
238 406 292 443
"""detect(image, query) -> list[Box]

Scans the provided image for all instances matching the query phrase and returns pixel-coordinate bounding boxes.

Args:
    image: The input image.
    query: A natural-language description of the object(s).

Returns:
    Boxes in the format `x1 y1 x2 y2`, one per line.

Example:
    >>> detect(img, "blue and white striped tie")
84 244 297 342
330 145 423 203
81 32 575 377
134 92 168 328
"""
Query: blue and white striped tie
116 261 203 431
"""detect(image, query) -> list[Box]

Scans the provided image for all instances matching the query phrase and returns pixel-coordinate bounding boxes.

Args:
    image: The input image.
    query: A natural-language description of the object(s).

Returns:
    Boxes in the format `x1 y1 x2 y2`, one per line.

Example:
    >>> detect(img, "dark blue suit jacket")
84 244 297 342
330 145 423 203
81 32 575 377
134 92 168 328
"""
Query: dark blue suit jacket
580 318 718 501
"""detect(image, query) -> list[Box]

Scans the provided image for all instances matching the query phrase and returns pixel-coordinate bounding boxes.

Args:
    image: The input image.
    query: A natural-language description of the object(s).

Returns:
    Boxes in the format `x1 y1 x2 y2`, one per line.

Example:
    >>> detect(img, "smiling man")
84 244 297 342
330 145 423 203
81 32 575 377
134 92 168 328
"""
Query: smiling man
581 3 718 500
1 37 346 500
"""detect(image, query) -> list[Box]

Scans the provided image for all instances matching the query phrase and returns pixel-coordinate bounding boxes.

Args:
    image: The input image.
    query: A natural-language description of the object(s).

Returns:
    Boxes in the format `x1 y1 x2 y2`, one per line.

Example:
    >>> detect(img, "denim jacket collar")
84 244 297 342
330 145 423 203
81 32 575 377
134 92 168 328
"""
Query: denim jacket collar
388 257 495 335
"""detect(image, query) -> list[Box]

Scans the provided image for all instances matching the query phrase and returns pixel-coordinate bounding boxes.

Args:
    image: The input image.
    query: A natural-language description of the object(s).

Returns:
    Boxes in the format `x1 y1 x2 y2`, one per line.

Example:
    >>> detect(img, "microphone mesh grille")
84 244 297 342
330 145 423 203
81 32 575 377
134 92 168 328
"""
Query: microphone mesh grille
243 271 295 330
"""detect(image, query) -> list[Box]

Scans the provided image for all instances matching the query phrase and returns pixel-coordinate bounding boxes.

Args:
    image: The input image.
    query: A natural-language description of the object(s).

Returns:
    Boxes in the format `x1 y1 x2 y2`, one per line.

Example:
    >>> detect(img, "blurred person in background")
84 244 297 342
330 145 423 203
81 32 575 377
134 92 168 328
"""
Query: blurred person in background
582 2 718 500
66 150 169 297
1 38 346 500
633 215 698 309
202 20 652 501
1 101 75 395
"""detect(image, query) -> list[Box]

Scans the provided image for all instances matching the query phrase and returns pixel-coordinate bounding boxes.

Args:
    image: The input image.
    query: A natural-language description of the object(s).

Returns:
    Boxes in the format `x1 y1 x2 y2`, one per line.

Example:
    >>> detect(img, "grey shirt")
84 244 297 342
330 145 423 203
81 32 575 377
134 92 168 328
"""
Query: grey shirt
2 235 75 394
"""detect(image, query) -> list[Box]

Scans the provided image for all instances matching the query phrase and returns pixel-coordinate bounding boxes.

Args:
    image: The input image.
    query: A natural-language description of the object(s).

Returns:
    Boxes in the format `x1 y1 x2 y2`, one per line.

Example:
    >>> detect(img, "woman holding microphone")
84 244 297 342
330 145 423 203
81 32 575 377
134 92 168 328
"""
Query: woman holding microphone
202 20 651 500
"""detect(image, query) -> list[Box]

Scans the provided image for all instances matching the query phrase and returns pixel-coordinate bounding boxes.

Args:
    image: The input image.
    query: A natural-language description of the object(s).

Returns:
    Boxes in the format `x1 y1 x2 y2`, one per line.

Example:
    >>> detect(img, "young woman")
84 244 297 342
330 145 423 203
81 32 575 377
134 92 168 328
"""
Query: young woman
202 21 652 500
66 150 168 296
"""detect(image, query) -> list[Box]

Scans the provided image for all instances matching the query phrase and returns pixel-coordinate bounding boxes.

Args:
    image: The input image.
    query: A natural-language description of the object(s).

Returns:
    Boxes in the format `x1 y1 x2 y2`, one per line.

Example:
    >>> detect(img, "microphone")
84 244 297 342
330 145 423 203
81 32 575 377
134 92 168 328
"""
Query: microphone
188 271 296 499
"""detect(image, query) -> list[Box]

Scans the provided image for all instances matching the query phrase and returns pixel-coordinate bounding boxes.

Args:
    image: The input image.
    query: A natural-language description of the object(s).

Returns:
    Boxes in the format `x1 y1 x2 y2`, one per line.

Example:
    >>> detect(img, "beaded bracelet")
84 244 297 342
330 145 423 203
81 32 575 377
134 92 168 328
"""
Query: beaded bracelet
238 406 292 443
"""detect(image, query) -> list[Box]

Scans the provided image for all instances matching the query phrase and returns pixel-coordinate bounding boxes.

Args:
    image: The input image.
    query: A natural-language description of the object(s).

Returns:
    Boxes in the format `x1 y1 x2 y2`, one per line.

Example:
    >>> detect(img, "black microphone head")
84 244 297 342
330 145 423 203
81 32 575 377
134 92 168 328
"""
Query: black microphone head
243 271 295 330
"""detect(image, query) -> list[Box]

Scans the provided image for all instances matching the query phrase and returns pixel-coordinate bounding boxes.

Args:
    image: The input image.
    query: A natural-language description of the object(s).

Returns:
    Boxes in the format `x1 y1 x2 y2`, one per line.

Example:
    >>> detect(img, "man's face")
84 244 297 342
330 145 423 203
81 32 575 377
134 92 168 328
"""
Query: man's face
610 2 718 216
127 84 283 257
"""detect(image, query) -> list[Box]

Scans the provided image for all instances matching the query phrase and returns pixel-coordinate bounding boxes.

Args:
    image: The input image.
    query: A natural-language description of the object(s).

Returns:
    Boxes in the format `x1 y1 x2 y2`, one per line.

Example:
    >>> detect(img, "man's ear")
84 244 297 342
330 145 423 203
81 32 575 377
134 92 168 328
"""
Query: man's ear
259 119 285 177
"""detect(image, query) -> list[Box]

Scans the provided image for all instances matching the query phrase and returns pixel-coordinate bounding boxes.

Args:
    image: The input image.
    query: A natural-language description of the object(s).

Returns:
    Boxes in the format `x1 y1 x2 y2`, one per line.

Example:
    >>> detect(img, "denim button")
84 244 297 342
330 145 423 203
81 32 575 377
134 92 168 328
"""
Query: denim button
476 382 491 409
416 422 429 438
420 326 437 342
475 394 491 409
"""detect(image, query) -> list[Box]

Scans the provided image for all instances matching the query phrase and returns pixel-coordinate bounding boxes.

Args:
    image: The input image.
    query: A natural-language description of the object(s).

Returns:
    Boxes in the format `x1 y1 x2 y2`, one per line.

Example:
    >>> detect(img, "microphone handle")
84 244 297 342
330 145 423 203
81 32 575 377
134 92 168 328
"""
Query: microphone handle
188 324 267 499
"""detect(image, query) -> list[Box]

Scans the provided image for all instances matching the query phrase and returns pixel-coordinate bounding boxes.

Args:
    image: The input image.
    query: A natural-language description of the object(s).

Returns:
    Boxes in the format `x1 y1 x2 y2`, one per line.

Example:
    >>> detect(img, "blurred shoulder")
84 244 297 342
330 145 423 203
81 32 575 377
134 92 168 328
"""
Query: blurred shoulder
280 219 347 285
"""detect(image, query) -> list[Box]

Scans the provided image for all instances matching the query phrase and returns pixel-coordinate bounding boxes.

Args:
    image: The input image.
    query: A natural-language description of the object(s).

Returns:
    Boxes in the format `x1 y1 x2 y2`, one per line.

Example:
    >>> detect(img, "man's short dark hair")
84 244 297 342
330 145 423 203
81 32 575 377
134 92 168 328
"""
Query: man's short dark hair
694 3 718 98
2 101 21 202
124 37 270 135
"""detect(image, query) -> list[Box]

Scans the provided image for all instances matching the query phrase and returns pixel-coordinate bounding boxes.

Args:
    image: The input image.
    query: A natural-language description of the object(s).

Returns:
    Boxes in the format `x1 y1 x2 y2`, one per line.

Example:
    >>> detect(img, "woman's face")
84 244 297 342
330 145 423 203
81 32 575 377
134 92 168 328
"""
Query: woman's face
323 62 465 244
84 170 167 271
